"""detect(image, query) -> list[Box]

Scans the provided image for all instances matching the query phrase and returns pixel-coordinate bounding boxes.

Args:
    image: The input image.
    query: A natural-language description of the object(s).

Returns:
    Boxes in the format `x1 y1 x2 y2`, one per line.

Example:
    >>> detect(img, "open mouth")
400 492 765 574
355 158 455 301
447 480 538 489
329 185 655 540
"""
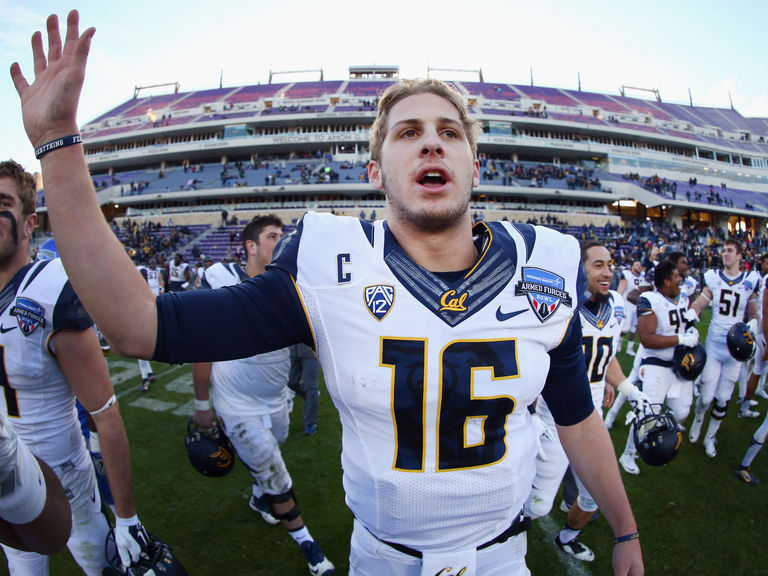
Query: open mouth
417 169 448 187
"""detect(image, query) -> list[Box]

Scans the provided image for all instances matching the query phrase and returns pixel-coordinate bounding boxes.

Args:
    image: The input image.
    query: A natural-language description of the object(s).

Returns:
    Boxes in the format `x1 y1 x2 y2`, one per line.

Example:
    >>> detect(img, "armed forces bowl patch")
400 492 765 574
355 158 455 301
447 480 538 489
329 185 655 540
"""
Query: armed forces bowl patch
515 267 573 323
10 297 46 336
364 285 395 321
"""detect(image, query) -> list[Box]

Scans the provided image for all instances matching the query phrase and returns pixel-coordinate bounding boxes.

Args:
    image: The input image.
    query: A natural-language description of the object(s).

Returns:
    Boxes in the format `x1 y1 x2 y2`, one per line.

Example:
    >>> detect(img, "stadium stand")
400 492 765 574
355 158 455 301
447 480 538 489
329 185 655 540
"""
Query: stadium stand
42 67 768 270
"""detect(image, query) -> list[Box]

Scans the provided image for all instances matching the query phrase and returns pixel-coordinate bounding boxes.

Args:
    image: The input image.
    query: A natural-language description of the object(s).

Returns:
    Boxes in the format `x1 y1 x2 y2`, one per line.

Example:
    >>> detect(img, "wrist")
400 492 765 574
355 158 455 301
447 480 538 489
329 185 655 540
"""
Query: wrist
116 514 139 526
616 378 635 397
613 531 639 544
194 398 211 411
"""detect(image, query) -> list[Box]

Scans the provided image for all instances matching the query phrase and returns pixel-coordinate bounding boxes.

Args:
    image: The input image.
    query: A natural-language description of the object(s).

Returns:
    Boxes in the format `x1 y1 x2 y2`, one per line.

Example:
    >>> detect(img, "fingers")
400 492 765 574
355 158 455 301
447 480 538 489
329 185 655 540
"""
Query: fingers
47 13 63 61
63 10 82 57
31 30 46 77
73 27 97 73
9 62 30 96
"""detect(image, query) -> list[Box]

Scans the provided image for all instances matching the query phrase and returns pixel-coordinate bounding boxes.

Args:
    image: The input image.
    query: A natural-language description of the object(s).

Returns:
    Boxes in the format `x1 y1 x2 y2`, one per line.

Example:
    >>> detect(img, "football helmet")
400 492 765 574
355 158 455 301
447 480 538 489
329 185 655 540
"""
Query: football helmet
633 403 682 466
104 529 188 576
673 343 707 381
185 418 236 477
727 322 756 362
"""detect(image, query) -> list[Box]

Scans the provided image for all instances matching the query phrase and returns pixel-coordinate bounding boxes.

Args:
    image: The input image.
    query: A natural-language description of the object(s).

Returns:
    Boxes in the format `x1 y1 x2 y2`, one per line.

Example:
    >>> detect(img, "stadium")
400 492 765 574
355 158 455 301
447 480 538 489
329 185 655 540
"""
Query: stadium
33 65 768 261
26 67 768 575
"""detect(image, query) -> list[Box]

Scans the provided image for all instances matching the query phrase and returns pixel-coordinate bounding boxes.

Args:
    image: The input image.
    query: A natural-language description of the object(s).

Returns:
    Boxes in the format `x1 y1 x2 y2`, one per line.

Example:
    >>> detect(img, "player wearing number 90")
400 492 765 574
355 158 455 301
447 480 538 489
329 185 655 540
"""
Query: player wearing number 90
689 239 760 458
10 13 643 574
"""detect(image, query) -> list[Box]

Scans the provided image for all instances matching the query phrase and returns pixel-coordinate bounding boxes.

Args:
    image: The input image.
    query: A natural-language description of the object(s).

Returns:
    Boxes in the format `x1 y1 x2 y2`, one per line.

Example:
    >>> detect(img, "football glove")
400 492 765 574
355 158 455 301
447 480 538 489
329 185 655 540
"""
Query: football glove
531 413 554 462
115 515 149 570
747 318 759 338
682 308 699 324
677 329 699 348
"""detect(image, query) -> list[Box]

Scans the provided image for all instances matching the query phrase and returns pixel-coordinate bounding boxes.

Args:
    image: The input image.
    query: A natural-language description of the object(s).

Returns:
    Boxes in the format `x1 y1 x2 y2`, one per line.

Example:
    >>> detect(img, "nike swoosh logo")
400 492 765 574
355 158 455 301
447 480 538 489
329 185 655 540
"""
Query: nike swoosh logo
0 325 16 334
496 307 527 321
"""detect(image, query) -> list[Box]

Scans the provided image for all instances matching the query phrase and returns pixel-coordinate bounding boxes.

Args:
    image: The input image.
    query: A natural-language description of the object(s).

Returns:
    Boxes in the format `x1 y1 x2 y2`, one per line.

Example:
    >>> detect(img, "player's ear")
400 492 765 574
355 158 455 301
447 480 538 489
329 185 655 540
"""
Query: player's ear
369 160 383 190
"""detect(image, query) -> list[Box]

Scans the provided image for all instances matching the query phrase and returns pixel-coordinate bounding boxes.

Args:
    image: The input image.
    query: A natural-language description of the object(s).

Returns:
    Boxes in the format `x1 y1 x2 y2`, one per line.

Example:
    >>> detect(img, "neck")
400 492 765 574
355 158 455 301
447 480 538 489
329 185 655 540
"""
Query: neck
386 214 477 272
245 259 266 278
725 264 740 276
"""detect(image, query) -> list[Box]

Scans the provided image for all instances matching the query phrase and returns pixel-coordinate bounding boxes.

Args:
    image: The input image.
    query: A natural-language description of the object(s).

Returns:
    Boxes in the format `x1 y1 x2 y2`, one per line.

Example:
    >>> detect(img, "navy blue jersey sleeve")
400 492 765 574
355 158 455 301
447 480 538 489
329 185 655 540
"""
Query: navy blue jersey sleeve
53 281 93 331
636 295 653 316
153 268 312 363
540 315 594 426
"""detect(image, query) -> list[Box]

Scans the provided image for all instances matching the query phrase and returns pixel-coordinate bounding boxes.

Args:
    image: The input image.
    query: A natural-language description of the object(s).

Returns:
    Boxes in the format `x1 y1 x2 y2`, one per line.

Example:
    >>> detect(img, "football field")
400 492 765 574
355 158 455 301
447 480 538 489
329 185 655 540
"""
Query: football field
47 309 768 575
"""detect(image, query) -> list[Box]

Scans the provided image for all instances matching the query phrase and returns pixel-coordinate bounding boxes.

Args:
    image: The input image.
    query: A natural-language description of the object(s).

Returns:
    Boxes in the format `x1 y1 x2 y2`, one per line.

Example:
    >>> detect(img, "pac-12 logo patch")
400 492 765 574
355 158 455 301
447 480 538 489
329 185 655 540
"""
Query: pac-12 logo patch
514 267 573 323
364 285 395 321
10 297 46 336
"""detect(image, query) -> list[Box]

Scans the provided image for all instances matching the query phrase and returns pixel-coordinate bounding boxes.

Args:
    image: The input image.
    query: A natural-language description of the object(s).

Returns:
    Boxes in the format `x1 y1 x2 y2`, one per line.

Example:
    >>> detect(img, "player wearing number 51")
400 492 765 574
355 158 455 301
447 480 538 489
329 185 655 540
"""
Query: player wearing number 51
11 11 642 575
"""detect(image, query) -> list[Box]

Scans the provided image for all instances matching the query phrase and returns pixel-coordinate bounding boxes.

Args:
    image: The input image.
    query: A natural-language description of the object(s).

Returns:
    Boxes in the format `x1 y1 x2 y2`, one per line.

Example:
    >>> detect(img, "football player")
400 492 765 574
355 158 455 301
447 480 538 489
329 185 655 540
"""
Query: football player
11 14 643 575
689 239 761 457
618 260 645 356
167 252 191 292
526 241 650 563
135 257 164 391
0 412 72 555
0 161 154 575
192 215 334 576
605 250 696 430
617 260 699 474
736 268 768 485
734 253 768 415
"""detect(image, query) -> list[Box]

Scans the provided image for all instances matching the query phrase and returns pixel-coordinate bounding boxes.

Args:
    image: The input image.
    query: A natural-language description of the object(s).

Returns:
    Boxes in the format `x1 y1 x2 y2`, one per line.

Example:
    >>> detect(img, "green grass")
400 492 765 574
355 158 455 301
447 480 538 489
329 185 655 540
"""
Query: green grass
48 308 768 575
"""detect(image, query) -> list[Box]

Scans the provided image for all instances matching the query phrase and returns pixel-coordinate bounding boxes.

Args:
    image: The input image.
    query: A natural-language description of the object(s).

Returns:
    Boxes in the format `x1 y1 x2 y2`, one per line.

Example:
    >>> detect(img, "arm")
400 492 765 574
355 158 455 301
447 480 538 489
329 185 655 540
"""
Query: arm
192 363 217 430
624 285 651 305
10 11 157 359
617 278 627 295
637 311 679 349
690 286 713 317
558 411 644 575
53 328 136 519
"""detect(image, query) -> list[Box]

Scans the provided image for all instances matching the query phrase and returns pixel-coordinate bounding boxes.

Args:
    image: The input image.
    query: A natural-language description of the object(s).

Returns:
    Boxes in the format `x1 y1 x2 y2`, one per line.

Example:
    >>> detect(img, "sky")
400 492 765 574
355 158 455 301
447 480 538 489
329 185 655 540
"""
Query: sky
2 0 767 172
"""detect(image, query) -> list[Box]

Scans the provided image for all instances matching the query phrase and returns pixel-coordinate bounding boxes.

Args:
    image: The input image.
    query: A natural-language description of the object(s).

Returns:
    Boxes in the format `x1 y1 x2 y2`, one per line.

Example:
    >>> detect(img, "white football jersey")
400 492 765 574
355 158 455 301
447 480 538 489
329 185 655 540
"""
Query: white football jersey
0 259 93 467
168 261 189 284
202 262 290 416
289 213 584 550
621 269 644 297
704 269 760 342
580 290 625 407
681 275 699 300
136 264 163 295
636 290 690 362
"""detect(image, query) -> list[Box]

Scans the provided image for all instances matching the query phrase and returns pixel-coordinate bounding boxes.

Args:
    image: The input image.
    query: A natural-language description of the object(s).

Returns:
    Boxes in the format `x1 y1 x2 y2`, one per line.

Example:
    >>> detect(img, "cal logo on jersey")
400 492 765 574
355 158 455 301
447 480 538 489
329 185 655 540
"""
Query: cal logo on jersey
364 285 395 321
515 267 573 323
10 297 46 336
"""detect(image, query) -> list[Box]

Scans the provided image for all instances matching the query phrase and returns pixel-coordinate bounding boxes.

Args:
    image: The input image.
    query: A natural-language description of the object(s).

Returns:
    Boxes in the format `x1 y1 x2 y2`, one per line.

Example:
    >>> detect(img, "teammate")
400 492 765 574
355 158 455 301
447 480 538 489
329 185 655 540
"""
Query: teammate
0 413 72 556
193 215 334 575
0 160 151 575
736 269 768 485
616 260 699 475
605 250 696 428
136 257 164 391
11 13 643 575
525 241 650 563
734 253 768 414
689 239 760 457
618 260 644 356
167 252 191 292
667 251 699 301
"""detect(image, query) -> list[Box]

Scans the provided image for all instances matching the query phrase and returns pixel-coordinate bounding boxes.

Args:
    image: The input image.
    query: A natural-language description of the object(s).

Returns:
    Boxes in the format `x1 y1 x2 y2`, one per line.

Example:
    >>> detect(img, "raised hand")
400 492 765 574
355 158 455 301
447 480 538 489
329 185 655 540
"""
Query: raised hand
9 10 95 150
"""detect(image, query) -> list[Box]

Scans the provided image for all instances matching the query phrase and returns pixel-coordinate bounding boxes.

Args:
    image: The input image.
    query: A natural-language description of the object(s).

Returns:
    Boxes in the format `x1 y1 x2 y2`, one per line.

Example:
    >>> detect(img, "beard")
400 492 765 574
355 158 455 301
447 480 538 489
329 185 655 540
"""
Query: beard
590 288 610 303
383 172 472 233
